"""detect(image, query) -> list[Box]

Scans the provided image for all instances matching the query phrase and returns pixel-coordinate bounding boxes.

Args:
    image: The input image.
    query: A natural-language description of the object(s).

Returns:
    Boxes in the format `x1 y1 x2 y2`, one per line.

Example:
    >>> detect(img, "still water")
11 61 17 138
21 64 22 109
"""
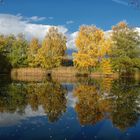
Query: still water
0 75 140 140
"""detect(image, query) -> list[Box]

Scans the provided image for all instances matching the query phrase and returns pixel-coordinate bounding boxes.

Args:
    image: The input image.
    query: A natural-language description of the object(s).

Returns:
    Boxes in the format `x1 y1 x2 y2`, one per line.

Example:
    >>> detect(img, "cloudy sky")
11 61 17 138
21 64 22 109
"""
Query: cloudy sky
0 0 140 50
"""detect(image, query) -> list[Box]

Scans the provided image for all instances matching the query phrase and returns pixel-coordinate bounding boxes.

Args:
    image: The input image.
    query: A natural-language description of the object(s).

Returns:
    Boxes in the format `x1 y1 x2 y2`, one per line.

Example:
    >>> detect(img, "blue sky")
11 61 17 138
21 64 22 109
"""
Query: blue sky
0 0 140 31
0 0 140 51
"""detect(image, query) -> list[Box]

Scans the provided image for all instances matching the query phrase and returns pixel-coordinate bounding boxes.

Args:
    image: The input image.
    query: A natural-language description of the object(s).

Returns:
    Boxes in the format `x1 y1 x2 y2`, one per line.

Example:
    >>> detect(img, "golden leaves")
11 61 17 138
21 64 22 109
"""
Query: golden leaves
73 25 113 72
35 27 67 69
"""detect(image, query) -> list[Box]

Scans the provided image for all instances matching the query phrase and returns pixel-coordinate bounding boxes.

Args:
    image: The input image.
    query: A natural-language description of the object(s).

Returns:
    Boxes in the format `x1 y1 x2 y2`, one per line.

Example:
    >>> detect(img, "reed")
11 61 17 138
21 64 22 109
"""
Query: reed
51 67 77 77
11 68 49 82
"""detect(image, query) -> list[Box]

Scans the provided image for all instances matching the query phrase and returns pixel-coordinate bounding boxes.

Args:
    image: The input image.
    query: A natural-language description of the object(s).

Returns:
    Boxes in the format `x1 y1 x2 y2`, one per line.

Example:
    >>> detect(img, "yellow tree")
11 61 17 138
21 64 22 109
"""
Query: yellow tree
27 38 40 67
73 25 112 72
36 27 67 69
100 58 112 74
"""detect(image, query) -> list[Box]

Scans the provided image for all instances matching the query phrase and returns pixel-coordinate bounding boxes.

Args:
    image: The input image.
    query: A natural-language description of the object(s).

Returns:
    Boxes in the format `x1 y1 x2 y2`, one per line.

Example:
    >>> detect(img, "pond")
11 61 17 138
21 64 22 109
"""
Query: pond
0 75 140 140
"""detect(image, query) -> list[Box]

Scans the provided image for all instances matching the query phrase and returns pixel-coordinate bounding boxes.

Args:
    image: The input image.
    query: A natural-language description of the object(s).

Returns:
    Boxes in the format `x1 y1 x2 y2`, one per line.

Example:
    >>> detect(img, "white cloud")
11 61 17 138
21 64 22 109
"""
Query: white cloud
0 105 46 126
16 13 50 22
136 27 140 36
27 16 46 22
66 31 78 50
104 30 112 38
66 20 74 24
0 13 76 50
48 17 54 20
26 16 54 22
0 14 67 39
66 91 78 108
105 27 140 37
112 0 128 6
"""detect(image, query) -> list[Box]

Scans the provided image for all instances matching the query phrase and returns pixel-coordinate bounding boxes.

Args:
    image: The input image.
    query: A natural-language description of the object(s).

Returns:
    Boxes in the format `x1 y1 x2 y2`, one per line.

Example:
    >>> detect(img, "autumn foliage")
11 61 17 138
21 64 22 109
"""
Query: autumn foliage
73 25 112 73
73 22 140 75
0 22 140 75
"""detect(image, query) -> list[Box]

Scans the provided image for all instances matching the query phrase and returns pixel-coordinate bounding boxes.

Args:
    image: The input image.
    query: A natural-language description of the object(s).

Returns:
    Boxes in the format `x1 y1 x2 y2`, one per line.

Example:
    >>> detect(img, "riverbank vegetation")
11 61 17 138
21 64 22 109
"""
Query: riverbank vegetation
73 22 140 75
0 21 140 76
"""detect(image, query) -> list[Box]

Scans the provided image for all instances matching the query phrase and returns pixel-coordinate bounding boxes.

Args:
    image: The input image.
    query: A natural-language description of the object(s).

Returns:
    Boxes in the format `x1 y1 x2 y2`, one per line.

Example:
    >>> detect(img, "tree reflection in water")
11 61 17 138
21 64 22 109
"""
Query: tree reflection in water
109 78 140 130
74 77 140 130
0 77 67 122
74 77 112 125
0 76 140 130
27 81 67 122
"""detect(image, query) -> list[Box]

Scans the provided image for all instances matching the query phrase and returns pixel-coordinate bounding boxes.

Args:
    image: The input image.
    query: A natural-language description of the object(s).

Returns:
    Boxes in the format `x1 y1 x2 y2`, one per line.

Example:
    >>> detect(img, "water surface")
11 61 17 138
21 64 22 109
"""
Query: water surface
0 76 140 140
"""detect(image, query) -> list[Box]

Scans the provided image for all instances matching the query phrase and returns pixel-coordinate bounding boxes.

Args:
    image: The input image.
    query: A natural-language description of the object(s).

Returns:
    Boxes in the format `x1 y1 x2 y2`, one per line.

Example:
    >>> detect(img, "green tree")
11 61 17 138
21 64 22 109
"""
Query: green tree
0 35 14 73
0 35 16 55
0 35 6 52
0 54 11 73
8 34 28 68
111 22 140 75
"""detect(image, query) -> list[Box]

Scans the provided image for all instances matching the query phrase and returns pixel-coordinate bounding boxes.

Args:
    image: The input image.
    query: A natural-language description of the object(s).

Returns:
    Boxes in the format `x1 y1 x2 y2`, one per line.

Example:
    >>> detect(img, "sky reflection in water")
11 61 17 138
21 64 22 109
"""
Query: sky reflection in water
0 76 140 140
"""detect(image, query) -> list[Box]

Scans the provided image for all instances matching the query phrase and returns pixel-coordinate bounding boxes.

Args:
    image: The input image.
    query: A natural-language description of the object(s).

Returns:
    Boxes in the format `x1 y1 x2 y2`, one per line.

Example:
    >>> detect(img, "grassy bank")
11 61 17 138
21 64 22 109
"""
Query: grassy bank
51 67 77 76
11 68 49 82
10 67 122 82
51 67 78 83
90 72 119 79
11 67 78 82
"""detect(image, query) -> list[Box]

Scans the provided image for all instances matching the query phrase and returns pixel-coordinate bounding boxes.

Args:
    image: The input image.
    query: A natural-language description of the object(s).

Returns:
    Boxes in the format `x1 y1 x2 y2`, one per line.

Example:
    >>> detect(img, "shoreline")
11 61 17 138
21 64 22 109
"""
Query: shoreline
10 67 118 77
8 67 139 82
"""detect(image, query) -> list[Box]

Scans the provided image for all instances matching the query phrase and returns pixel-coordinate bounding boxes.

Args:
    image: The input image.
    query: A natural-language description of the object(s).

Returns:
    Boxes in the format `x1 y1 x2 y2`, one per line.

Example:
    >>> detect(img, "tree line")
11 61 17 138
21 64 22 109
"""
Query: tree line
0 27 66 71
74 22 140 75
0 21 140 75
